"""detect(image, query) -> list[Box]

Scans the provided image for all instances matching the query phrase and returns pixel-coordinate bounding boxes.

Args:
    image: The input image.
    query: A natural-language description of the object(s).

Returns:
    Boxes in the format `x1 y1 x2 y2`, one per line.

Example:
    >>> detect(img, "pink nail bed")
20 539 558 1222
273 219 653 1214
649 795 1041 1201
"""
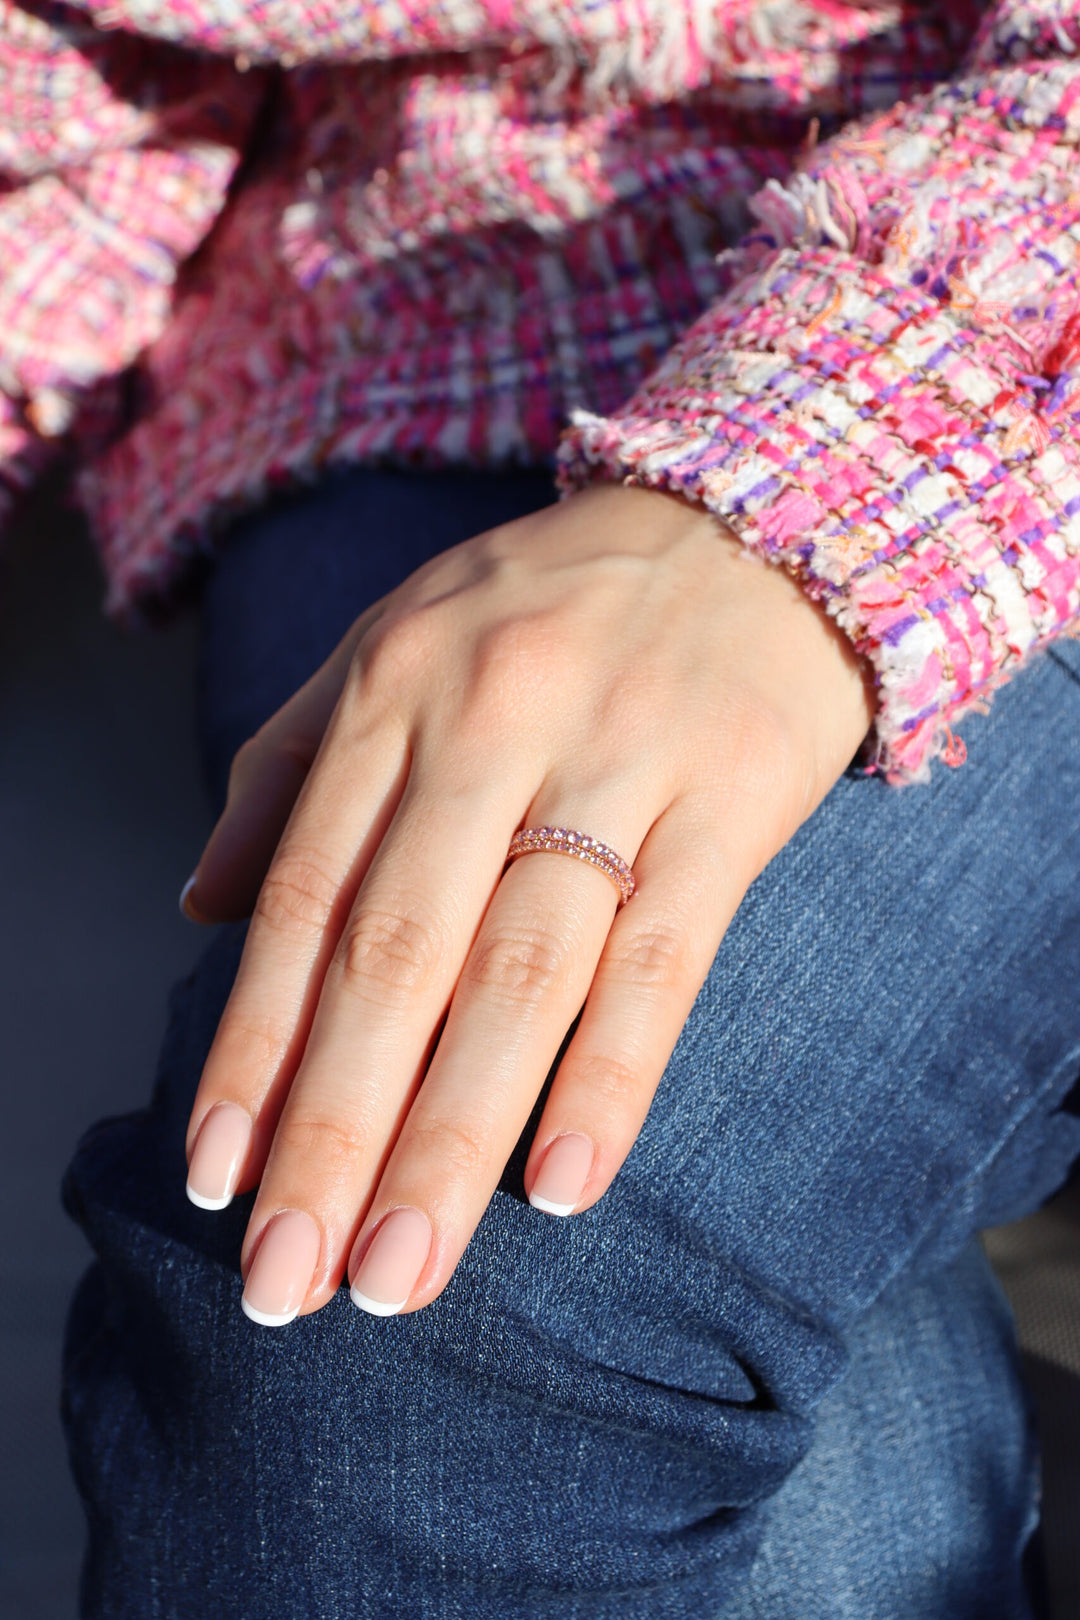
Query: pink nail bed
186 1102 252 1210
241 1209 321 1328
528 1132 594 1216
351 1207 432 1317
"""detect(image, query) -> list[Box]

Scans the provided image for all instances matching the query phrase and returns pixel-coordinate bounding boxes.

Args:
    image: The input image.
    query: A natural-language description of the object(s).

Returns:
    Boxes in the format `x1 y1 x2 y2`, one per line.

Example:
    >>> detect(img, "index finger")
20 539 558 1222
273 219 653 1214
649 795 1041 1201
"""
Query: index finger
183 599 388 924
183 695 410 1207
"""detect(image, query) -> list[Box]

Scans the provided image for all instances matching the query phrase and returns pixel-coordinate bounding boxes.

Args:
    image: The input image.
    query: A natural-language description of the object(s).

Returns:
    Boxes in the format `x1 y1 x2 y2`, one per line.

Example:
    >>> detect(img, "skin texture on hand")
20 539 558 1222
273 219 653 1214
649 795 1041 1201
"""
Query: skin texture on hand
182 483 876 1324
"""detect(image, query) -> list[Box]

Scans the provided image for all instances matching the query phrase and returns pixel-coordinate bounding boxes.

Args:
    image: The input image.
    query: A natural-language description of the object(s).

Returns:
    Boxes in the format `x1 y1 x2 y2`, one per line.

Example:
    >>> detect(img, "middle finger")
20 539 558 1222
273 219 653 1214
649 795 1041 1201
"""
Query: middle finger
347 809 646 1317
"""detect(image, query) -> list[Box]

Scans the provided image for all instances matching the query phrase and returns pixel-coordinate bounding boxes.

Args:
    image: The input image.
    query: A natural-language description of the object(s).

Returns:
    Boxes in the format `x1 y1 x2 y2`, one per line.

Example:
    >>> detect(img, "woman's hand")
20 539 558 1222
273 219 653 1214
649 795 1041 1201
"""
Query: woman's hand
182 482 875 1325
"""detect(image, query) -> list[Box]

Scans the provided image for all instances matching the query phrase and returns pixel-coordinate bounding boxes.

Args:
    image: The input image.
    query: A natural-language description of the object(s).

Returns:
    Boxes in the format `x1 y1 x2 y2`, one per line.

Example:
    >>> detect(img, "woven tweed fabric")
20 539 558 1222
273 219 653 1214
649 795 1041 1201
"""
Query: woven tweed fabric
4 2 1080 781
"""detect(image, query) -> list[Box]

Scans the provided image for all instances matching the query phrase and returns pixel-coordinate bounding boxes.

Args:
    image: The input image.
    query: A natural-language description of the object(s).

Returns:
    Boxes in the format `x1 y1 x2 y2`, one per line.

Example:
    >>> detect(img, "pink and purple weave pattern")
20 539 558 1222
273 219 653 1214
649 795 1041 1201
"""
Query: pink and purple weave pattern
560 10 1080 781
559 244 1080 783
3 0 1080 782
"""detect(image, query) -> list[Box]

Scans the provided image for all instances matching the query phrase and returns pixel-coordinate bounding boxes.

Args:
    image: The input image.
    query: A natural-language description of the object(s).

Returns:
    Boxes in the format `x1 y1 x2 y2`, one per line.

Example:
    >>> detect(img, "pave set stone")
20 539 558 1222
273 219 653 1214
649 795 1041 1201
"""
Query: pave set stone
505 825 635 905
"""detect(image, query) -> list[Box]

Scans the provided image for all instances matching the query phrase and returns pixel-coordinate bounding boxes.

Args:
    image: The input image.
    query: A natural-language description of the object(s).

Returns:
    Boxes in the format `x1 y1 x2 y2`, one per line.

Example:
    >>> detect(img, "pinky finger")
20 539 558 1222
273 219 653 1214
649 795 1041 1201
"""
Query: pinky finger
522 800 747 1218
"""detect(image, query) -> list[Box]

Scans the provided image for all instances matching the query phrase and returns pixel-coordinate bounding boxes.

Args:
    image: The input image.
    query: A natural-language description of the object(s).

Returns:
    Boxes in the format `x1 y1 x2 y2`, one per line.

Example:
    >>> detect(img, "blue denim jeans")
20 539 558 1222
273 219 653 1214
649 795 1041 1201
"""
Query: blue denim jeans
61 466 1080 1619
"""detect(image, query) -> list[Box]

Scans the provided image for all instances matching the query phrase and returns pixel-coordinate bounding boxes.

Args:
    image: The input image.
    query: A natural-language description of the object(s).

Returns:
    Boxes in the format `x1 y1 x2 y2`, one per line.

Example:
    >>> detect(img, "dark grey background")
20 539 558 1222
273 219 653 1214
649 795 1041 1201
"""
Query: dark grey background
1 489 1076 1618
0 491 210 1618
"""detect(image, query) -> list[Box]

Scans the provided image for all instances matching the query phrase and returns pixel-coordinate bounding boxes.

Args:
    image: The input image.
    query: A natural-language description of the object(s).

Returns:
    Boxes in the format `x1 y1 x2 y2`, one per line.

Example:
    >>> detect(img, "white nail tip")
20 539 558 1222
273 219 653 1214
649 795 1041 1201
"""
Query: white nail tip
241 1298 299 1328
528 1193 576 1217
178 874 198 919
351 1286 405 1317
186 1183 234 1211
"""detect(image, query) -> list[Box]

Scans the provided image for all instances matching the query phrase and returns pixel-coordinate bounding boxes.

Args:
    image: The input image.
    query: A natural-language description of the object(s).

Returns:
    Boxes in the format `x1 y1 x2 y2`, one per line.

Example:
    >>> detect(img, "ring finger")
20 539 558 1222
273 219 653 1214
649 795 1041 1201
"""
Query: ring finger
344 796 734 1320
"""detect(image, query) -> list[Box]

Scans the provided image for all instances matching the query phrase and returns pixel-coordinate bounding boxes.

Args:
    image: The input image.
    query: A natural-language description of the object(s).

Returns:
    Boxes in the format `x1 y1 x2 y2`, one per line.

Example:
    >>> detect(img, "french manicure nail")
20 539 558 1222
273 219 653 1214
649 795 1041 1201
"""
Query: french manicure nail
529 1132 594 1216
186 1102 252 1210
179 873 209 924
241 1209 321 1328
351 1207 432 1317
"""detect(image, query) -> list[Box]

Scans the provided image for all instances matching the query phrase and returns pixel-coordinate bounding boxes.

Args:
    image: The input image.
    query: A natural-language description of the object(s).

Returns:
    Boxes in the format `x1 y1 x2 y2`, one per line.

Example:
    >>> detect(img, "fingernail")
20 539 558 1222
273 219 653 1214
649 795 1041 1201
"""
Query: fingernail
241 1209 321 1328
179 873 210 924
350 1206 432 1317
529 1132 594 1216
186 1102 252 1210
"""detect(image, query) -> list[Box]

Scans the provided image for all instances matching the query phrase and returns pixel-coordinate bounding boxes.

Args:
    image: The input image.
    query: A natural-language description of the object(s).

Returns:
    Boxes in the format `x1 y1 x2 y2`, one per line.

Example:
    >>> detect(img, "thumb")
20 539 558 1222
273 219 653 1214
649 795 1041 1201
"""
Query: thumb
181 601 384 924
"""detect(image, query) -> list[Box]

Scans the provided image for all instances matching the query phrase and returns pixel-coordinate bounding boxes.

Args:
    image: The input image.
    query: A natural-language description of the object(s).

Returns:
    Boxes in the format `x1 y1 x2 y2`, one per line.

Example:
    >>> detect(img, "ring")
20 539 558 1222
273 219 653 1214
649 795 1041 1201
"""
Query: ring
505 825 636 905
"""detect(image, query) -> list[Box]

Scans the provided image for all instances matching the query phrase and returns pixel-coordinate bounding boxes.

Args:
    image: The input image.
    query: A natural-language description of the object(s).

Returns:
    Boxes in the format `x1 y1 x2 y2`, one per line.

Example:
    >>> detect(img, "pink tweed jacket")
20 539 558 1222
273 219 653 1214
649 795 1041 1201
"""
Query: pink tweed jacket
4 0 1080 783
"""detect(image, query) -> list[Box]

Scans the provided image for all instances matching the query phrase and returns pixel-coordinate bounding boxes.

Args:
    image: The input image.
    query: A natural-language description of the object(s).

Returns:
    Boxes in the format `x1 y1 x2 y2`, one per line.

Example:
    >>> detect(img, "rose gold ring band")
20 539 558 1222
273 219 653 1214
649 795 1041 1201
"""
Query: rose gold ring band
505 825 636 906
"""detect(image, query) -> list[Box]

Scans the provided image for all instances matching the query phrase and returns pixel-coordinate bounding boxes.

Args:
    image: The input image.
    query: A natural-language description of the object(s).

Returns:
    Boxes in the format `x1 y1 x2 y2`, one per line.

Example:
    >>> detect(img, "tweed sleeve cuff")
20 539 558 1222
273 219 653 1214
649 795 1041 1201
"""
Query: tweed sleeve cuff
556 246 1080 786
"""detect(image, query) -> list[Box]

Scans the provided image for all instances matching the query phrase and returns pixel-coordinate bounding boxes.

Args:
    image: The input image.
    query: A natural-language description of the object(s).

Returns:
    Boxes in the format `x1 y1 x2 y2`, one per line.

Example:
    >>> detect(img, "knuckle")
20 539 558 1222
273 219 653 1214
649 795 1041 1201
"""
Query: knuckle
728 683 803 791
254 851 341 936
467 613 576 714
566 1049 648 1113
210 1011 284 1076
336 907 446 1002
711 684 809 843
463 924 571 1008
273 1111 371 1182
478 612 562 671
605 923 691 991
407 1114 490 1182
359 606 445 693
